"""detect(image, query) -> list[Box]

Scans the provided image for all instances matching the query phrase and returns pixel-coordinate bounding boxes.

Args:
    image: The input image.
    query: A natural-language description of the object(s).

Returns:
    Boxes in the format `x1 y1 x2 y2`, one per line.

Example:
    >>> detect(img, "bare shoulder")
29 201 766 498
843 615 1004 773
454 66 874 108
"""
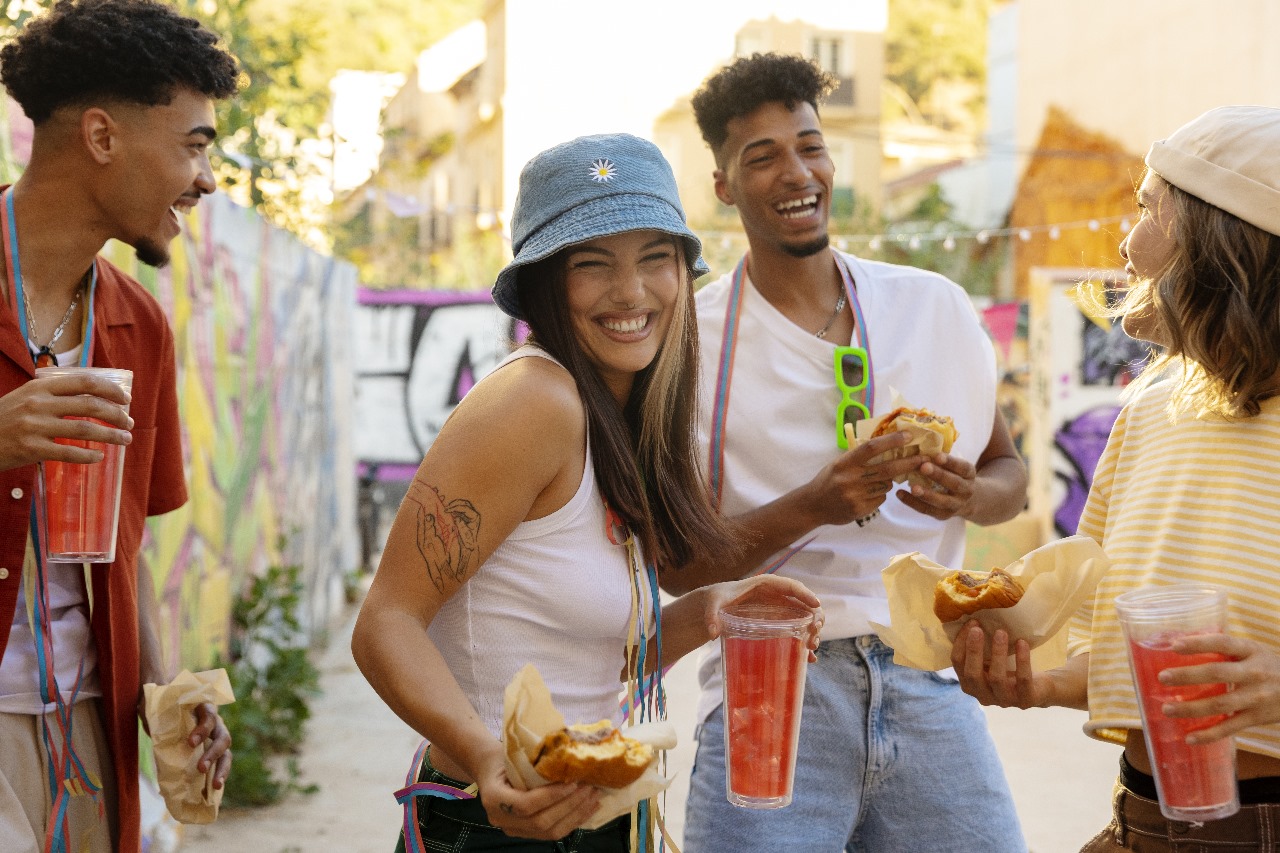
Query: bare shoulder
430 354 584 483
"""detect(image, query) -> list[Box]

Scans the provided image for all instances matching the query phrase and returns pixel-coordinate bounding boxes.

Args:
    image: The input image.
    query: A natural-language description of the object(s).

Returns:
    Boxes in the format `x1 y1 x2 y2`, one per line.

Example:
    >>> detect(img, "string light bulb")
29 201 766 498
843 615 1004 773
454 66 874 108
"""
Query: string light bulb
696 214 1131 253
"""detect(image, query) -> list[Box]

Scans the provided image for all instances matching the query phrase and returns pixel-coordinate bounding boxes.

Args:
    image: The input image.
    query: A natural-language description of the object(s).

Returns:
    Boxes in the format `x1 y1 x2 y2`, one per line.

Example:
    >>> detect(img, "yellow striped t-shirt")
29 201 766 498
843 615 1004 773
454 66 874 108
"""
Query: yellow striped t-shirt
1068 380 1280 758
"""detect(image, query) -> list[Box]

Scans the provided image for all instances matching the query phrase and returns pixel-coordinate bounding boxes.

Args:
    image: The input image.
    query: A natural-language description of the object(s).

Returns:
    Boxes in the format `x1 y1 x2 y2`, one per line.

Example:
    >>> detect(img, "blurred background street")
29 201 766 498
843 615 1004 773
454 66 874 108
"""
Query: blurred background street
1 0 1273 850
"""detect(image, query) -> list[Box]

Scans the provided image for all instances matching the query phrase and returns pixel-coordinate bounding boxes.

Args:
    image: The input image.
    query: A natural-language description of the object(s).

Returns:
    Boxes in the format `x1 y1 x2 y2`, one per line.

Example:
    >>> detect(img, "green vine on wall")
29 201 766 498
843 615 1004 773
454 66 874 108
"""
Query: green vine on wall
215 538 322 806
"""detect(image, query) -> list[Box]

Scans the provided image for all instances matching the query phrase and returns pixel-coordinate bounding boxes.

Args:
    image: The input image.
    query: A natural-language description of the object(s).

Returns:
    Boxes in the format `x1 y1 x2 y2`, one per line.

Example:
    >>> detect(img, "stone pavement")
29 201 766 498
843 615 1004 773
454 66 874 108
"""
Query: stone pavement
179 604 1119 853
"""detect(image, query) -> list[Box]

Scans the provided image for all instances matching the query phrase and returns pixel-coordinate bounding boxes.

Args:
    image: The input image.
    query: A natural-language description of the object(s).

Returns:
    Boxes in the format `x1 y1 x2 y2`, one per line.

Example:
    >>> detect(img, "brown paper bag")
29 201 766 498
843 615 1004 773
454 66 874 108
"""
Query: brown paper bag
502 664 675 831
143 668 235 824
870 535 1110 672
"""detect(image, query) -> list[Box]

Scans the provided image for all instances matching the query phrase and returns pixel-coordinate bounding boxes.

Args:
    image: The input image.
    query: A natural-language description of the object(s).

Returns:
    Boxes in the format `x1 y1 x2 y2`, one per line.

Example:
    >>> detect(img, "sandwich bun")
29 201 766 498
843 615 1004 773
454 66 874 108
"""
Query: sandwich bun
871 407 957 452
933 568 1024 623
532 720 655 788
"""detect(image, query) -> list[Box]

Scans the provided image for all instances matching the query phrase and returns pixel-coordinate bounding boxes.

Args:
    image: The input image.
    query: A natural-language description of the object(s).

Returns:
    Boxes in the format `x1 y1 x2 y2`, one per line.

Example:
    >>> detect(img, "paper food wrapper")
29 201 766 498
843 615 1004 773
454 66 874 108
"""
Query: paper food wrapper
502 664 676 831
143 668 235 824
870 535 1110 672
848 390 951 487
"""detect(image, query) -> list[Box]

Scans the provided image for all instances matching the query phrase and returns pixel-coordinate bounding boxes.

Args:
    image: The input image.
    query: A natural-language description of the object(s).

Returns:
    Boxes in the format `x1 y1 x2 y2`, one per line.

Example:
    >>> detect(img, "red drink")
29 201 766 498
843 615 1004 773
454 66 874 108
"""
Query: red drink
719 603 812 809
1129 634 1236 817
39 417 128 562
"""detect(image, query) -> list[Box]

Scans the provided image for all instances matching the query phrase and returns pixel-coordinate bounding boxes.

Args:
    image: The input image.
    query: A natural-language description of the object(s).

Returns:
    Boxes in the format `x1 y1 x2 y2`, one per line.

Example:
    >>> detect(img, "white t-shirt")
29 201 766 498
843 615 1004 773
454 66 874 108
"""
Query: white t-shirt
692 251 996 719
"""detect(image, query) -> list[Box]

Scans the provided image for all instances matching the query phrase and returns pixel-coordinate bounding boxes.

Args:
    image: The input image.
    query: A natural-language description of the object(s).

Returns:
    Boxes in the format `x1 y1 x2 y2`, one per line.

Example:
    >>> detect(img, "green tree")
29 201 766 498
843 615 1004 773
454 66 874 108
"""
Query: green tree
174 0 325 241
181 0 484 247
2 0 484 245
885 0 992 129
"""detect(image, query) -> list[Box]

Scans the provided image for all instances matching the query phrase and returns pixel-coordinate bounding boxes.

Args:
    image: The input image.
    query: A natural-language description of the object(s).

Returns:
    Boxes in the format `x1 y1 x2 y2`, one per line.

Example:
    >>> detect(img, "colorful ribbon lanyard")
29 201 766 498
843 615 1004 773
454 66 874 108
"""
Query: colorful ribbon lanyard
707 250 874 575
2 187 103 853
3 190 97 368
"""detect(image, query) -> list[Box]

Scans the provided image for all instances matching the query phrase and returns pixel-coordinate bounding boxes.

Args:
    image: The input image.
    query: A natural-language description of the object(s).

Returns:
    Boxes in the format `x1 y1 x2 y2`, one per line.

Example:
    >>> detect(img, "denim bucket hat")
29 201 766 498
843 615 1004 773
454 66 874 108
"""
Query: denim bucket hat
491 133 709 319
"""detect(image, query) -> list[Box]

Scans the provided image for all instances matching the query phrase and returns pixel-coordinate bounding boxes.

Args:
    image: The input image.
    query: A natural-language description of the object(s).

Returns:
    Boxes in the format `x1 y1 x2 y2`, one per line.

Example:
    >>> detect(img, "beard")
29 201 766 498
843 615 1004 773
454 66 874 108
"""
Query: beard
782 234 830 258
134 238 172 269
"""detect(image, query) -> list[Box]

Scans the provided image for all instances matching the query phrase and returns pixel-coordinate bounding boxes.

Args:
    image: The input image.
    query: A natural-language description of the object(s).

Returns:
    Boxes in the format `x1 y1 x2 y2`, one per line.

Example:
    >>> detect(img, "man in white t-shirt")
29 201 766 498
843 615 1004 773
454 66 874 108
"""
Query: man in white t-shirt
664 53 1030 851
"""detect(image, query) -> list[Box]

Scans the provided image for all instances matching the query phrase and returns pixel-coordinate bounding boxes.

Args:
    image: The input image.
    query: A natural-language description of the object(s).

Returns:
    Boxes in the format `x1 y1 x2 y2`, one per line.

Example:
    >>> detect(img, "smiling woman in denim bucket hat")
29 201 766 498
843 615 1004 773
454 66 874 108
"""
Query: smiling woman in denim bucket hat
491 133 709 318
353 133 823 853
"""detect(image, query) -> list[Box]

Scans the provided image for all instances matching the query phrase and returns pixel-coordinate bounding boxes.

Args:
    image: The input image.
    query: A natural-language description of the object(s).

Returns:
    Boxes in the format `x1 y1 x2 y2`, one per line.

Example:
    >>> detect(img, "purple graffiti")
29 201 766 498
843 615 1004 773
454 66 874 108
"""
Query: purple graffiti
1053 404 1121 535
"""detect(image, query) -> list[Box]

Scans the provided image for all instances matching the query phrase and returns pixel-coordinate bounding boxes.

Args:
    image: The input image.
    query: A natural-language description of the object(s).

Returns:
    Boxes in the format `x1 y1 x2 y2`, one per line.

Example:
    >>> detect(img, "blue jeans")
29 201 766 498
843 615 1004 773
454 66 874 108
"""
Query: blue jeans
683 635 1026 853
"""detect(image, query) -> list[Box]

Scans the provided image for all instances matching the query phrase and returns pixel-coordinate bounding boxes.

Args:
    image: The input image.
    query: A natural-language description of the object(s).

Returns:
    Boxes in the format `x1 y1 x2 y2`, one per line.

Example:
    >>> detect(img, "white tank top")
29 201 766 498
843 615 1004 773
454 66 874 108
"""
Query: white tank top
427 347 642 737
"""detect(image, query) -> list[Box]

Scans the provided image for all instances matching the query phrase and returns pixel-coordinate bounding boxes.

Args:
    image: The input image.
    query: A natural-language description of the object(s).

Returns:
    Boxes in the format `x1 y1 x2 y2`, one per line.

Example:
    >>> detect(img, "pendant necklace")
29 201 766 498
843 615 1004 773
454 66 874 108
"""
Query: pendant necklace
22 276 85 368
813 280 848 339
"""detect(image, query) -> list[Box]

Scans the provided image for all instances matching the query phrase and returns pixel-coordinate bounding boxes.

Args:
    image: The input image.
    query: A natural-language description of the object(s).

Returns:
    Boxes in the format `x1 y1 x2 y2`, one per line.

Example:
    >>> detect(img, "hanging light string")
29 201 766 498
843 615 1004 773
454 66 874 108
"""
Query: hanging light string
700 213 1134 254
345 180 1137 255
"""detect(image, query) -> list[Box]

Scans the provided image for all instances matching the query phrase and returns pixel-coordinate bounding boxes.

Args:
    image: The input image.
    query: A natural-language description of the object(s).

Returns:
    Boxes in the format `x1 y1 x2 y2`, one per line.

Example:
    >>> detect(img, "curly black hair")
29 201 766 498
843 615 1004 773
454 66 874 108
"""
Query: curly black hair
0 0 240 124
691 53 837 159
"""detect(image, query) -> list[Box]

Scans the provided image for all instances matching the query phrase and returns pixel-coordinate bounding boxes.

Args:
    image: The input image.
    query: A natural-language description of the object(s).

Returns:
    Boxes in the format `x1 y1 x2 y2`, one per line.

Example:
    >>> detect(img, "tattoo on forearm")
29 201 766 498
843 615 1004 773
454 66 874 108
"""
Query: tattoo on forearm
405 482 481 593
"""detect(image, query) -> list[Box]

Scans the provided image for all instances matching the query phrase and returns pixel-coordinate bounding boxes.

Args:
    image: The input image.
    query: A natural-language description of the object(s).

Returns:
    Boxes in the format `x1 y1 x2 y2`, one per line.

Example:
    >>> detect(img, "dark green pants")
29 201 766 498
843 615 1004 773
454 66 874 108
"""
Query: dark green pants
395 753 630 853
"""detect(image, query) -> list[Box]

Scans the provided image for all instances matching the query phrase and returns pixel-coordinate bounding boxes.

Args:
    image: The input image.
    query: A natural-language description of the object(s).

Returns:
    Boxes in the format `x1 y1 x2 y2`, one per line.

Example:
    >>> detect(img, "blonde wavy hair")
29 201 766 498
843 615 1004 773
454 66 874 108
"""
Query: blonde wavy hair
1114 171 1280 419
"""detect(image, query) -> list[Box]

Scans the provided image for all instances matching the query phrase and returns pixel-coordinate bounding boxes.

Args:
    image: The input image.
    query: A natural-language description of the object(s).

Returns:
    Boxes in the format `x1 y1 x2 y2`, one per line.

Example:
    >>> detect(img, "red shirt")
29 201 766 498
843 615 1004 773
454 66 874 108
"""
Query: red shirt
0 256 188 853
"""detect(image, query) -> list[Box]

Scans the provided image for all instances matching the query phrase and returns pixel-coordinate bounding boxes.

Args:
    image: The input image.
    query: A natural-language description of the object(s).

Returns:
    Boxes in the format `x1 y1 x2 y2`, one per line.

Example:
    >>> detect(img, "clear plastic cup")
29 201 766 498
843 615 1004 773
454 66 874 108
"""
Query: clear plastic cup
719 602 813 809
1114 584 1238 822
34 366 133 563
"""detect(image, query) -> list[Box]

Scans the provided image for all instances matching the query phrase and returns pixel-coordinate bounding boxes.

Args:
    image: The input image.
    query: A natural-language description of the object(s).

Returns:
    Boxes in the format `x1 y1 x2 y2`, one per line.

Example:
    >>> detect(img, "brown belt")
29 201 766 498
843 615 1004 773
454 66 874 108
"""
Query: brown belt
1108 783 1280 849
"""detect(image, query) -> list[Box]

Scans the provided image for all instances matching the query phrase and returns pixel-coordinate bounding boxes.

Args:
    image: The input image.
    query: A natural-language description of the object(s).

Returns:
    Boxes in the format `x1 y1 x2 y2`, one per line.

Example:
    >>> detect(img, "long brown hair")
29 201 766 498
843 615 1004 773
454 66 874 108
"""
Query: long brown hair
516 239 738 570
1116 172 1280 418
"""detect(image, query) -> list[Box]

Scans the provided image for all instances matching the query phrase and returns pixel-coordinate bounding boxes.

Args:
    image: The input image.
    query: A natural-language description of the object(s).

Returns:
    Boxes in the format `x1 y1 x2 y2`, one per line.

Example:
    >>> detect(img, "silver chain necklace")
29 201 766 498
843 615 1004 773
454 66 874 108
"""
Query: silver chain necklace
813 283 848 339
22 281 83 357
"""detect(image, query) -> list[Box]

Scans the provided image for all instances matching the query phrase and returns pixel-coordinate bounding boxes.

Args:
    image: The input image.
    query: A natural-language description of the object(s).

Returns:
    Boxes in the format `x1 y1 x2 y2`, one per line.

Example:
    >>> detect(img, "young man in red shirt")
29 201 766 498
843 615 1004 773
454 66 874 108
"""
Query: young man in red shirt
0 2 240 850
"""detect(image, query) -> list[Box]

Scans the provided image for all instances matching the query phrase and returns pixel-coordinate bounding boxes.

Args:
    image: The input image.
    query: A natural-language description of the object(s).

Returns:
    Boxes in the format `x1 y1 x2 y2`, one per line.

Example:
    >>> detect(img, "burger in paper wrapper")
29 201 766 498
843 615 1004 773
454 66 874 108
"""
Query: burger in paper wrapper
502 664 675 830
532 719 655 788
869 536 1111 672
849 399 957 489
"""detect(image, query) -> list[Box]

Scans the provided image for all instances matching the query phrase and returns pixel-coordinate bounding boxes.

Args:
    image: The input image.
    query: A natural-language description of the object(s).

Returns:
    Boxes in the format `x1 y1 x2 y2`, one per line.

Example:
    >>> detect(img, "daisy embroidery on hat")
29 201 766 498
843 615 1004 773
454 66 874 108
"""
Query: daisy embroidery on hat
590 158 616 182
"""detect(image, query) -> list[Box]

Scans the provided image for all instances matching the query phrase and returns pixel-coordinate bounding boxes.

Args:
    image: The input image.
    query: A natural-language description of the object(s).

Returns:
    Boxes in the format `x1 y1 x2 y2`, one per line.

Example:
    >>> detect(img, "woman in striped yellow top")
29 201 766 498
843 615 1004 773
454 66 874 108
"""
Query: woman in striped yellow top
952 106 1280 851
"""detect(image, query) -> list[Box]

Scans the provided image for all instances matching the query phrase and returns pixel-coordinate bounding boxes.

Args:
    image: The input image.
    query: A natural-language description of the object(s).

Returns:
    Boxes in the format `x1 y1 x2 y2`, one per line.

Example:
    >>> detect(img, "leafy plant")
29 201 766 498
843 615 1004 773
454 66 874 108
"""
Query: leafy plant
215 538 321 806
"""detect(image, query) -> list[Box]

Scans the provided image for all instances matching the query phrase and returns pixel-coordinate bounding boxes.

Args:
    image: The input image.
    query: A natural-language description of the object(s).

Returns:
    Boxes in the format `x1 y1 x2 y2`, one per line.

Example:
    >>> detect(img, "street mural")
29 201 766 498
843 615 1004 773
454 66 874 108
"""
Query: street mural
1030 271 1148 536
352 291 520 566
105 195 359 667
354 290 520 476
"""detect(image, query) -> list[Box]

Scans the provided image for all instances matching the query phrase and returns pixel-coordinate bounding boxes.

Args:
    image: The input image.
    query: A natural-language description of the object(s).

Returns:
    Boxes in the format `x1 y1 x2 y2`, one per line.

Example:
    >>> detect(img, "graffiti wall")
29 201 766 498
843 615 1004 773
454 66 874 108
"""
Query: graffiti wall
354 290 520 476
1027 268 1148 537
104 195 359 665
352 290 520 567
